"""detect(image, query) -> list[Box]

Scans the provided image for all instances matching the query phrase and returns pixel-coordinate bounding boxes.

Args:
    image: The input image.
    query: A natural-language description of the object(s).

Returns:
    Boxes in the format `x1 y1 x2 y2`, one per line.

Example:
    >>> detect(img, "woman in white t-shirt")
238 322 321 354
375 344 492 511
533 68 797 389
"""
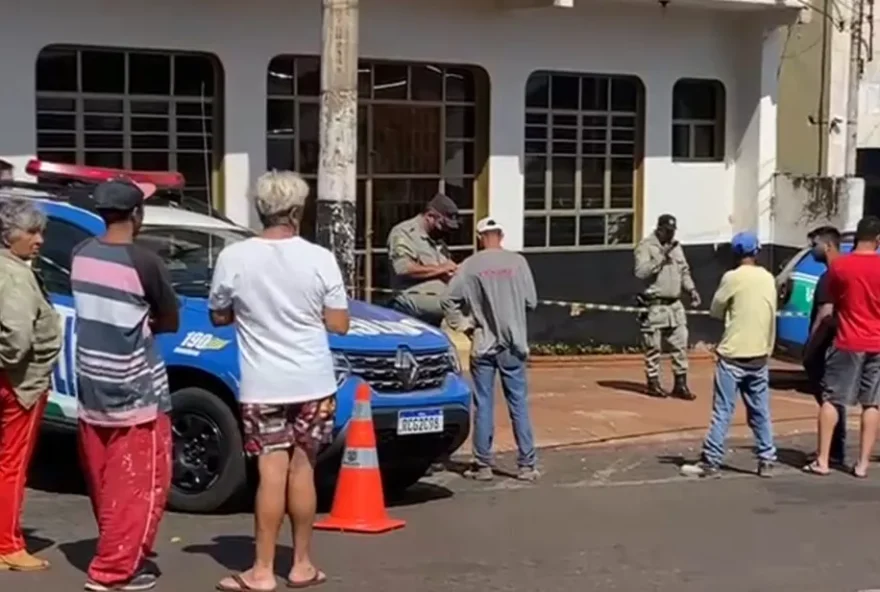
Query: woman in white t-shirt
209 171 349 592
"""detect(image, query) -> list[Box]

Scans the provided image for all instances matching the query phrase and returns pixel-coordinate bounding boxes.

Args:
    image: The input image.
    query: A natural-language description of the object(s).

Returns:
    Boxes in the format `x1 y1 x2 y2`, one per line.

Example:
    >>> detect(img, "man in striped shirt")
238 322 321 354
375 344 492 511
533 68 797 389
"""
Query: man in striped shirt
71 179 179 592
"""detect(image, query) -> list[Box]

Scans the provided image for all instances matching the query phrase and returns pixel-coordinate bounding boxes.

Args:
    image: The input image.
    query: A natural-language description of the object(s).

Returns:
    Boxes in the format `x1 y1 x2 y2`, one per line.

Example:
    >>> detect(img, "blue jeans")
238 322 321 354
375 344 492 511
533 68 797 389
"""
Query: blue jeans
470 349 536 469
702 358 777 467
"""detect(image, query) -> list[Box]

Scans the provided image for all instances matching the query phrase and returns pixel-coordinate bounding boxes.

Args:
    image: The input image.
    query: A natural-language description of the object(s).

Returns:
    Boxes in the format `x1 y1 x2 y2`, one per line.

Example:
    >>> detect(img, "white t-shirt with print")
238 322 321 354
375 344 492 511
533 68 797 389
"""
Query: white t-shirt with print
208 236 348 404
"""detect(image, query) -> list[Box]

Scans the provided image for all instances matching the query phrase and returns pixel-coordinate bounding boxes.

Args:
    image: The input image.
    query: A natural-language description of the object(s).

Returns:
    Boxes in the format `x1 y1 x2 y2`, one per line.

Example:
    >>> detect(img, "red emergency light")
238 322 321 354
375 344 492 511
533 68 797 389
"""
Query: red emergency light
25 160 186 190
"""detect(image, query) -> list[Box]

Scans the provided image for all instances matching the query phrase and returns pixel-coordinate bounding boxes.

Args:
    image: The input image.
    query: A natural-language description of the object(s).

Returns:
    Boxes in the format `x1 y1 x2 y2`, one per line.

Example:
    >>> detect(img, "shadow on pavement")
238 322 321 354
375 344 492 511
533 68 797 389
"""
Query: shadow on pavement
596 380 654 398
170 479 454 517
22 528 55 554
182 535 293 574
773 447 811 471
386 482 453 507
656 454 687 468
29 430 87 497
57 538 96 574
769 368 812 396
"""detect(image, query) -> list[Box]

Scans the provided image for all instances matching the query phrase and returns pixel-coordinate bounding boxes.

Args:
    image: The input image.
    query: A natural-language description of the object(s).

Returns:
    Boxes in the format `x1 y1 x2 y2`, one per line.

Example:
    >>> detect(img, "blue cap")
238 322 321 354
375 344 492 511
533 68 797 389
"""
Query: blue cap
731 231 760 256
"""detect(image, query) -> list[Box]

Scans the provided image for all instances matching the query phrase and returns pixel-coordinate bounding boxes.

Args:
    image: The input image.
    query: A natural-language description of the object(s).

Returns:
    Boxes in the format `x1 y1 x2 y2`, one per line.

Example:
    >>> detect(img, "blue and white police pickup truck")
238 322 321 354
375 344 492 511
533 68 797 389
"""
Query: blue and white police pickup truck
7 160 471 513
774 231 861 359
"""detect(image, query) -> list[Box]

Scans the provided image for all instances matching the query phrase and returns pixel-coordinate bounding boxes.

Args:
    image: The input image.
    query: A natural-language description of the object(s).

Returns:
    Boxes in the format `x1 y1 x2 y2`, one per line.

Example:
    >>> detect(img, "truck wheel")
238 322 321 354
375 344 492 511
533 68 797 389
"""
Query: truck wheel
168 387 246 513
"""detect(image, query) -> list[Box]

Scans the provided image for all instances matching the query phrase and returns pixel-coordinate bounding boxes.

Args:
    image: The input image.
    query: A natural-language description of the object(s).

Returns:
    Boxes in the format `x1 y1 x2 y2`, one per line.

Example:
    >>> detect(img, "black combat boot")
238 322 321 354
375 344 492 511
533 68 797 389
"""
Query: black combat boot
671 374 696 400
647 377 668 398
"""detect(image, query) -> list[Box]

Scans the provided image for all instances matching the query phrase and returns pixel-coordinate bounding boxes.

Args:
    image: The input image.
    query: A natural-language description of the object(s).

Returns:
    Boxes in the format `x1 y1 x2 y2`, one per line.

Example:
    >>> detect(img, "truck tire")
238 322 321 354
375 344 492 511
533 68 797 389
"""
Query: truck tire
168 387 246 513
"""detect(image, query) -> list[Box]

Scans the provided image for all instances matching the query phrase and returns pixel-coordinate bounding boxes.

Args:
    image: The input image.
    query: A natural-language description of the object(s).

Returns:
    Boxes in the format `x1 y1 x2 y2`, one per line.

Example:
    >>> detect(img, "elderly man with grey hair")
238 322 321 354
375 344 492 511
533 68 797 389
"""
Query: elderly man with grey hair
0 198 61 571
210 170 350 591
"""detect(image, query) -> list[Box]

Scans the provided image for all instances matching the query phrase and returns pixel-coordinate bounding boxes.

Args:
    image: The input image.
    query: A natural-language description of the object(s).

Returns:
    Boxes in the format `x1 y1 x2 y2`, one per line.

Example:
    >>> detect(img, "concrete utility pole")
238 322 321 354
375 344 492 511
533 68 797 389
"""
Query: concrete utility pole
846 0 865 175
316 0 359 290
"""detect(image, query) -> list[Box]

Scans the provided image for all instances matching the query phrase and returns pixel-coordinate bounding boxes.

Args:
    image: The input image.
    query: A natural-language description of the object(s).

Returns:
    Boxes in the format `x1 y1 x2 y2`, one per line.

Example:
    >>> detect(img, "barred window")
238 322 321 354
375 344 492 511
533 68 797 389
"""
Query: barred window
35 46 222 205
266 56 488 297
671 79 725 162
523 71 643 250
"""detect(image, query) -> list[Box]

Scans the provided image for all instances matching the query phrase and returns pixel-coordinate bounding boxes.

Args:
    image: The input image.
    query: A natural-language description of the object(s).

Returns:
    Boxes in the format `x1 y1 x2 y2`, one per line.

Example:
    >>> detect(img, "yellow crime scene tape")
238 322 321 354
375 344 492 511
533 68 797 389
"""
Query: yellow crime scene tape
352 286 809 319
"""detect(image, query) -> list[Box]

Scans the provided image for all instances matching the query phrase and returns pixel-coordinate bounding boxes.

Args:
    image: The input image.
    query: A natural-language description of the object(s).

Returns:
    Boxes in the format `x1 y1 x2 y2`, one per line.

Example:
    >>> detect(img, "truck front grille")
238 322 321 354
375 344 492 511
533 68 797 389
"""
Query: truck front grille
345 350 454 393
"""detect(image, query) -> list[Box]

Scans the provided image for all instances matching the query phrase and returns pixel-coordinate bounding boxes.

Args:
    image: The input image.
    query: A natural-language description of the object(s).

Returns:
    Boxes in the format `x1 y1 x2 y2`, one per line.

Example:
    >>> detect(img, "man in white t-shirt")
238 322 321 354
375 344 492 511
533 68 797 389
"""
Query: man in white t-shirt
209 171 349 592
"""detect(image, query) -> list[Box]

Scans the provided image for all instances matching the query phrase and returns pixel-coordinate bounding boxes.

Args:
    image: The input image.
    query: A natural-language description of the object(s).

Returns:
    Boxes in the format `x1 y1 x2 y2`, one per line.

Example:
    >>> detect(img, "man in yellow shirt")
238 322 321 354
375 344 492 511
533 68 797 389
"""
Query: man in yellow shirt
681 231 778 478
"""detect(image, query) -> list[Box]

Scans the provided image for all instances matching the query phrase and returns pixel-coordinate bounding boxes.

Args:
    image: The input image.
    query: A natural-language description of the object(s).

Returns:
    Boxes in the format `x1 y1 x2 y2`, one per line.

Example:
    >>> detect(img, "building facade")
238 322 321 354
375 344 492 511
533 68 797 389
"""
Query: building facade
777 0 876 221
0 0 801 347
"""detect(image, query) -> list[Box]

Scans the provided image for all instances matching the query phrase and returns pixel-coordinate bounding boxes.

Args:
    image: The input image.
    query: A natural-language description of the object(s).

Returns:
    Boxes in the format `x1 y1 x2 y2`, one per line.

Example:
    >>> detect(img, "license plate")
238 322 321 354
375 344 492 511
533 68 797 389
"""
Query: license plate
396 409 444 436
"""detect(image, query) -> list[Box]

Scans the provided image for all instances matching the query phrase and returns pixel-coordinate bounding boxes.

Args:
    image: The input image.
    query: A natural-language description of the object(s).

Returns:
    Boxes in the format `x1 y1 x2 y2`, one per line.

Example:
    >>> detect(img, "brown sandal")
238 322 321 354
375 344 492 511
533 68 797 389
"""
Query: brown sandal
0 551 51 572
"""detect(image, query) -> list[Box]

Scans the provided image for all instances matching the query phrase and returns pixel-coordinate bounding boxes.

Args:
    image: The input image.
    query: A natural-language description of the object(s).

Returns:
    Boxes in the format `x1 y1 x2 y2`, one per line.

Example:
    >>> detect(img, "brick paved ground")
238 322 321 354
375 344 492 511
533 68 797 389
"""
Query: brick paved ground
478 357 827 456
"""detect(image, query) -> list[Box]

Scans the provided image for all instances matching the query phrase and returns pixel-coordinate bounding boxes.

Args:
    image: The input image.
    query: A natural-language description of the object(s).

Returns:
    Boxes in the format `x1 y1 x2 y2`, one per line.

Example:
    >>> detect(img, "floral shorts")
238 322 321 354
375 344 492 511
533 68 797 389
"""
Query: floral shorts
241 396 336 457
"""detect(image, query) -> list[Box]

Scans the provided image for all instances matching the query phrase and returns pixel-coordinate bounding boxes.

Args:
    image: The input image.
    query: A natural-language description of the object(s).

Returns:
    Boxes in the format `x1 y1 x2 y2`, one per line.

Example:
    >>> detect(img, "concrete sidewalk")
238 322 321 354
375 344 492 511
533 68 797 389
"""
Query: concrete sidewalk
473 358 826 456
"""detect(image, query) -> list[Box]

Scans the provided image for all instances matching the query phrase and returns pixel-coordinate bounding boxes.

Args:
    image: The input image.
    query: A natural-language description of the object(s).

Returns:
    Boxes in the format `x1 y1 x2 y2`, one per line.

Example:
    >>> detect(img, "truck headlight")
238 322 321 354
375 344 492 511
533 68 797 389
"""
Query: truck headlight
332 351 351 387
447 344 462 374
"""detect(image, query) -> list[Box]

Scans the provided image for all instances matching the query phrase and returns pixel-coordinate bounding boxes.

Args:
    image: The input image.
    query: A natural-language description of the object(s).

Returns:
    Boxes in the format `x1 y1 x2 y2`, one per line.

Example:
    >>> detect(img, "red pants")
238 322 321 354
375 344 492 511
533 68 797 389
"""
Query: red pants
0 375 46 555
78 414 172 585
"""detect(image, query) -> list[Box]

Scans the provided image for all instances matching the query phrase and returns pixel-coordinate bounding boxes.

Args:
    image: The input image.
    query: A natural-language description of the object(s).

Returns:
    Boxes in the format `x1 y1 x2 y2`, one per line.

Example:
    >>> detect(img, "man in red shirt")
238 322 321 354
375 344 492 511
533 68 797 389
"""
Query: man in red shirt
804 216 880 478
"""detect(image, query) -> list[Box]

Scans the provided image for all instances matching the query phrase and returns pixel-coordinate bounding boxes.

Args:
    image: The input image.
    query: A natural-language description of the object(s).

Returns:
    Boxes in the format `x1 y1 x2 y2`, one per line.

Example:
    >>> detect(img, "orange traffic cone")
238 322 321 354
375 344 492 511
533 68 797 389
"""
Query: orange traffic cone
314 382 406 534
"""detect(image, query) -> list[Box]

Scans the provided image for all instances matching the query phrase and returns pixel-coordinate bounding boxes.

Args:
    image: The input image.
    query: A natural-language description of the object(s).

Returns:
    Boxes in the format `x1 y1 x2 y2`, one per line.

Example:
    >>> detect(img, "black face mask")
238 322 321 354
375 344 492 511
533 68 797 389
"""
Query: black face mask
427 217 451 239
656 227 675 244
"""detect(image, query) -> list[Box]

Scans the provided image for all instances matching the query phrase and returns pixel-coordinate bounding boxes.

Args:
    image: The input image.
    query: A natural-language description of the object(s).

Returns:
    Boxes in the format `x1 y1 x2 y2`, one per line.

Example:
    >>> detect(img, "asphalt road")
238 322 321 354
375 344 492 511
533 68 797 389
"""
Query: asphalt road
9 432 880 592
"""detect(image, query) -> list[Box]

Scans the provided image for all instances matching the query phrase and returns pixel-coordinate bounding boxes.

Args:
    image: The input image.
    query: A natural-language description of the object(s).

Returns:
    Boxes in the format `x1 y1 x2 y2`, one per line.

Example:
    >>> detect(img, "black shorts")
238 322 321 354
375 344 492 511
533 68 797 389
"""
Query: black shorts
822 347 880 407
803 352 827 401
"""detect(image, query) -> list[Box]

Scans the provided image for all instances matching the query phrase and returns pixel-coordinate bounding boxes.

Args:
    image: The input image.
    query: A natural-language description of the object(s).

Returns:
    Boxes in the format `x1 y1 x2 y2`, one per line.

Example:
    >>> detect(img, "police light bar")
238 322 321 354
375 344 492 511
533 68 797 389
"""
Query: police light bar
25 160 185 189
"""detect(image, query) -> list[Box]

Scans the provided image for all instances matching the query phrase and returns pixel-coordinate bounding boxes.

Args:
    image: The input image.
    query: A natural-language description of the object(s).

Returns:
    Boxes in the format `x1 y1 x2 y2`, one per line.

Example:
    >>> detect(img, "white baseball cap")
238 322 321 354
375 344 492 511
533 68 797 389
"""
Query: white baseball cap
476 217 504 234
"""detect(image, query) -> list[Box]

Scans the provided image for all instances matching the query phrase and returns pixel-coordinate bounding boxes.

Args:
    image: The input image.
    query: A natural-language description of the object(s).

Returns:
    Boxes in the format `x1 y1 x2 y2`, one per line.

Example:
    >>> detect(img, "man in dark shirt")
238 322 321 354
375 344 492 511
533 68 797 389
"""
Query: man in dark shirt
802 226 845 466
804 216 880 478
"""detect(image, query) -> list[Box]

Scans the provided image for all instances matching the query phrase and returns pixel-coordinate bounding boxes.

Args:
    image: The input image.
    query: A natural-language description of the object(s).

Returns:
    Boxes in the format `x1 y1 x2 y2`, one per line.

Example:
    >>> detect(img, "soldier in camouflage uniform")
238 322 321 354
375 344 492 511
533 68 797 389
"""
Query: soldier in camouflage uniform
634 214 701 399
386 193 460 327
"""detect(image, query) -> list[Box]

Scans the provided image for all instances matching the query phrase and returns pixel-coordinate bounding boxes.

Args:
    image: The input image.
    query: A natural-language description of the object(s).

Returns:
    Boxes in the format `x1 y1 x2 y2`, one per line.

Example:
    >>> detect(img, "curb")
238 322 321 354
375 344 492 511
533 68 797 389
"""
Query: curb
528 350 716 368
451 416 832 463
535 416 818 451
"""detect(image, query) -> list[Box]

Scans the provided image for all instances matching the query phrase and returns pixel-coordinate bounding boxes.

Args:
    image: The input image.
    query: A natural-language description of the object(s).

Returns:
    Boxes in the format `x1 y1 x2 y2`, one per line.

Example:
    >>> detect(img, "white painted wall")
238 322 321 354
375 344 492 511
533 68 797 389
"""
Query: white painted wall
859 1 880 149
771 174 863 245
0 0 795 248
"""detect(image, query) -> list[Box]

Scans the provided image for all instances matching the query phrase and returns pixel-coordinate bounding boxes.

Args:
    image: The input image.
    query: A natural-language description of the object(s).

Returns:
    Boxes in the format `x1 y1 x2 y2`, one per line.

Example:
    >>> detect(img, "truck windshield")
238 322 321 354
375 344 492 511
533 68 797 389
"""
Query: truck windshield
136 225 252 297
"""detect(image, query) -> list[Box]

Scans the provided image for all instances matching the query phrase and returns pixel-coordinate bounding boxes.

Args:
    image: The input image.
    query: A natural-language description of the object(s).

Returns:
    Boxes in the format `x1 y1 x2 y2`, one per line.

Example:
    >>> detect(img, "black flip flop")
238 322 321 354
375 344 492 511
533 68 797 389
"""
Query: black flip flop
852 466 869 479
802 462 831 476
287 571 327 589
217 574 277 592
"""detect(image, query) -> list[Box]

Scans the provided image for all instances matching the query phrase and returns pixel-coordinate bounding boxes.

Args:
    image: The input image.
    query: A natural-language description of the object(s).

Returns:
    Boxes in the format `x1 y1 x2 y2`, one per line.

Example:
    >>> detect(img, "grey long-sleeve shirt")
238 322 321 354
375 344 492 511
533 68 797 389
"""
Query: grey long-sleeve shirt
443 248 537 358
